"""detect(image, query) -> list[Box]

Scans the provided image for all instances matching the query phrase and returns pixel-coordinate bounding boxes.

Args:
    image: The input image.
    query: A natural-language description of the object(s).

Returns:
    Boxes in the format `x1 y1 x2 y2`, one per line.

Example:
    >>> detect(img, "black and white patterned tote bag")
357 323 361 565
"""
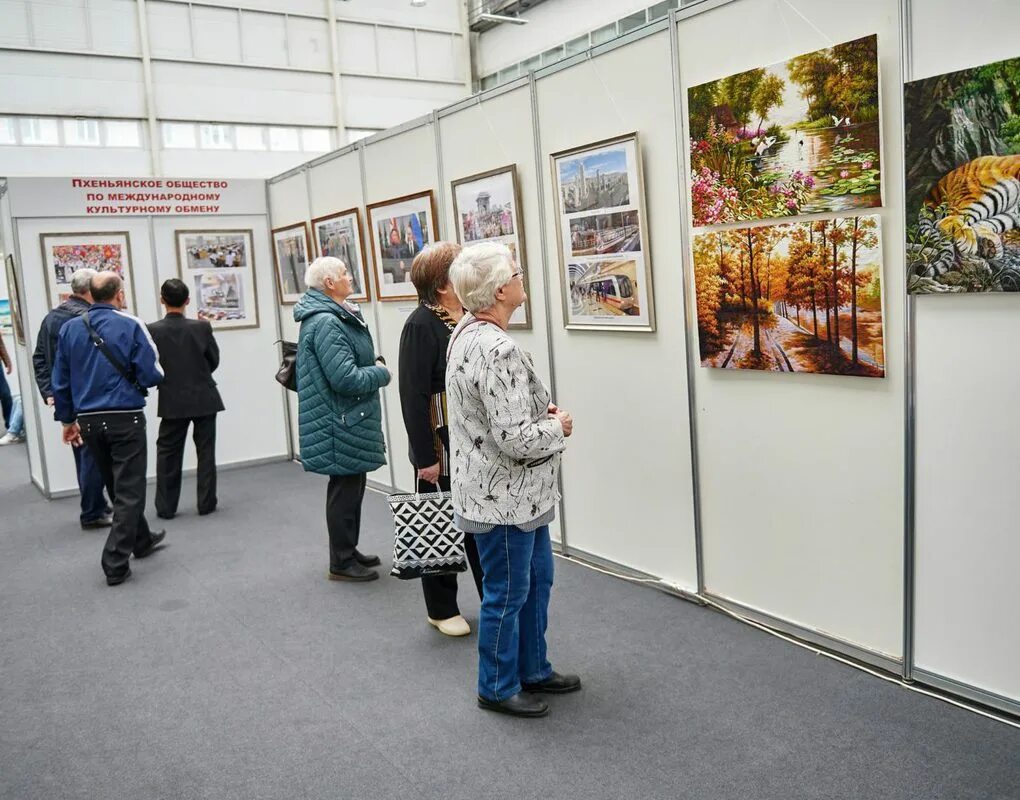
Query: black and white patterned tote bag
387 488 467 580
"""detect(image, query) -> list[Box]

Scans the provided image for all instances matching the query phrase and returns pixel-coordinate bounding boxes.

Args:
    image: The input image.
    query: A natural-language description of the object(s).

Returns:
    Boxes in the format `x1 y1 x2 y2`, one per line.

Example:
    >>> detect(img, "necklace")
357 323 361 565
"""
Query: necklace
423 301 459 332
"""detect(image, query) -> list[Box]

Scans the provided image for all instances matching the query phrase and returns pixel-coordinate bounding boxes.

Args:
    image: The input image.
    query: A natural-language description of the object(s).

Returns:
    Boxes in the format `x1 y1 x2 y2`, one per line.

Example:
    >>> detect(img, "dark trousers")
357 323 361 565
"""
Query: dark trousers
72 441 111 524
79 412 156 579
155 415 217 517
326 473 367 570
0 369 11 428
418 475 484 620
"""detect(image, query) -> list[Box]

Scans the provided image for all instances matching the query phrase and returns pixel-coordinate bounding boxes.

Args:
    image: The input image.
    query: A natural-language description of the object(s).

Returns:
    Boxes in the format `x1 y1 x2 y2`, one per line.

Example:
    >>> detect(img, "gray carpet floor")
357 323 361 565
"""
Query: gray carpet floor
0 443 1017 800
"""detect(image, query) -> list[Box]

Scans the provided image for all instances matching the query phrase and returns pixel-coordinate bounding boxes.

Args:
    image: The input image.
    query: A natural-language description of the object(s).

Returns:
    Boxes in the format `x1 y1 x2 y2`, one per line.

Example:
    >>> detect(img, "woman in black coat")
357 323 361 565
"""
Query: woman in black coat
398 242 483 636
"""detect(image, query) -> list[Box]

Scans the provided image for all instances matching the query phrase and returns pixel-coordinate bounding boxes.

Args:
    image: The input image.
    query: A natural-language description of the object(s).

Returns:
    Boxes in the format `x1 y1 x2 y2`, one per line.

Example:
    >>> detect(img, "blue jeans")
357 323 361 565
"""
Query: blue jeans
0 369 11 428
474 524 554 702
73 439 111 524
7 395 24 436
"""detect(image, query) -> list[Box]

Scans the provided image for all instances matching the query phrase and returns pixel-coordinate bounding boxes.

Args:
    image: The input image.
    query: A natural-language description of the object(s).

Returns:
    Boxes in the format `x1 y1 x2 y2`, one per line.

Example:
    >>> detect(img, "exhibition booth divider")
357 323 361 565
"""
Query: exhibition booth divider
0 0 1014 718
0 177 291 500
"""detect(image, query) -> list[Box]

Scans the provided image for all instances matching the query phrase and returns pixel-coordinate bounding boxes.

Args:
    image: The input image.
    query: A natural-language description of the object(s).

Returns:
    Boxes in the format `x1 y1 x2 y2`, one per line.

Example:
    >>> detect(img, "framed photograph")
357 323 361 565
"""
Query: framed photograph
366 190 438 302
174 229 259 330
692 214 885 378
687 34 880 227
4 254 26 346
551 133 655 331
40 232 135 313
272 222 312 305
451 165 531 329
311 209 370 303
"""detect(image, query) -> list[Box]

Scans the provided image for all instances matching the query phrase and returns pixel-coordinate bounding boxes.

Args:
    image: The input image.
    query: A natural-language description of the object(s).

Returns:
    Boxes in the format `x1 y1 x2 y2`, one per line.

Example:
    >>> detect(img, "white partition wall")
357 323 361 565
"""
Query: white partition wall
910 0 1020 712
535 26 699 591
5 177 288 497
360 121 443 494
677 0 906 662
436 80 563 544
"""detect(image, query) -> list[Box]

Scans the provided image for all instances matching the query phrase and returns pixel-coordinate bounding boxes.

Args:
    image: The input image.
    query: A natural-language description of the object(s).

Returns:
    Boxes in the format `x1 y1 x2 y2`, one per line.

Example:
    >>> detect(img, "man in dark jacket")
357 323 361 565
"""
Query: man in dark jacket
52 272 166 586
147 279 225 519
31 267 112 529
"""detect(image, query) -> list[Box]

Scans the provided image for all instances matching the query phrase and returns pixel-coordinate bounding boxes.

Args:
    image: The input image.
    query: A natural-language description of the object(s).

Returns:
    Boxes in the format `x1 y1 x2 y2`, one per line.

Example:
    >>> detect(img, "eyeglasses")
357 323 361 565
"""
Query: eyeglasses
510 270 523 281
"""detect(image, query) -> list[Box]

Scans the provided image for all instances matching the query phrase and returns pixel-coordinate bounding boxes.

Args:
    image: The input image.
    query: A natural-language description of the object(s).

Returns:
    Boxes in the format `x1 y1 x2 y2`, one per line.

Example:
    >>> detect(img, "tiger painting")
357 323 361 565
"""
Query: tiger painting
917 155 1020 277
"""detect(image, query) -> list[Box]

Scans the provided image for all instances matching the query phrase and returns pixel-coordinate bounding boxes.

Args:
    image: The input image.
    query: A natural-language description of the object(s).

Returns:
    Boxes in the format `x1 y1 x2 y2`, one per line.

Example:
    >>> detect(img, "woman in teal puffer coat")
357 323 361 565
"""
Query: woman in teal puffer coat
294 256 391 582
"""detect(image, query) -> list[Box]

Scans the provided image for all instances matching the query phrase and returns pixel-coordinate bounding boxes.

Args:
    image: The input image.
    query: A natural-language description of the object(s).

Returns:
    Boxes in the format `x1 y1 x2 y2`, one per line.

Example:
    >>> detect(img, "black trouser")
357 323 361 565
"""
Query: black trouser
79 411 156 579
418 475 484 620
156 415 217 517
326 473 367 571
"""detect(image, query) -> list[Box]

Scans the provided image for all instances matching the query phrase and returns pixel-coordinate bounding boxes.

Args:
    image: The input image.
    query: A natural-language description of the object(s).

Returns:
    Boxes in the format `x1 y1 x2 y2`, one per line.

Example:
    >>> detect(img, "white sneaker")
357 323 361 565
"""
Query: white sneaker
427 614 471 637
0 432 23 445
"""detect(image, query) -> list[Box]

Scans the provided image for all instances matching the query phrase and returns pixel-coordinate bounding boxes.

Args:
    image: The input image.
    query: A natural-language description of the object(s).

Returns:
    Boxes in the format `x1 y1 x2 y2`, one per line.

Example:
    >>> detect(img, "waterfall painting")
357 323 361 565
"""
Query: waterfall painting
905 55 1020 293
687 34 881 227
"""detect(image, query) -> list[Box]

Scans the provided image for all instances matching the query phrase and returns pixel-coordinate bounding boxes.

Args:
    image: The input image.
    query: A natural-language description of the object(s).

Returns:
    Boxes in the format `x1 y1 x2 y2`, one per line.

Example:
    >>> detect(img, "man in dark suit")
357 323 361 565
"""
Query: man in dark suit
147 279 225 519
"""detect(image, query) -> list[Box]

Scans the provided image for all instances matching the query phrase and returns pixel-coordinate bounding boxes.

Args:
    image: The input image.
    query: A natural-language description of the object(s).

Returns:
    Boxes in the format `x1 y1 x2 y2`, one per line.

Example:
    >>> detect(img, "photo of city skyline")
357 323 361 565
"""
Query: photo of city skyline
558 146 631 213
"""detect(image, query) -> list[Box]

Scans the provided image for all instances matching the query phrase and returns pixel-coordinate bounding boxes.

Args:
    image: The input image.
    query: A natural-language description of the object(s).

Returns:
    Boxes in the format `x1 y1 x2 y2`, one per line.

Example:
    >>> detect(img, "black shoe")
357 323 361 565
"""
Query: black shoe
106 568 131 587
156 511 175 520
81 514 113 529
521 671 582 694
477 692 549 718
353 550 381 567
198 506 217 516
328 563 379 582
134 530 167 559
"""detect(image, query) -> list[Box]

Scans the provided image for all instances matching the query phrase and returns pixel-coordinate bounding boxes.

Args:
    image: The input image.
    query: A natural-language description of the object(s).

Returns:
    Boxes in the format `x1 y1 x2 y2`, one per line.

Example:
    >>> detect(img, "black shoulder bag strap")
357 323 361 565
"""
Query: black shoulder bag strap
81 311 149 397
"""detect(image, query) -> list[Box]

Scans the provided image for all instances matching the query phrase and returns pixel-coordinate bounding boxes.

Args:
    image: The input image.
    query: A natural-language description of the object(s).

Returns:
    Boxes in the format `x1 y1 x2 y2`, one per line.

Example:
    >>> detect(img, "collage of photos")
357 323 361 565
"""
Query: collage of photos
312 210 370 303
451 165 530 328
905 54 1020 293
693 214 885 378
40 232 136 312
552 133 655 331
175 230 258 330
367 191 437 301
272 222 311 304
688 34 881 227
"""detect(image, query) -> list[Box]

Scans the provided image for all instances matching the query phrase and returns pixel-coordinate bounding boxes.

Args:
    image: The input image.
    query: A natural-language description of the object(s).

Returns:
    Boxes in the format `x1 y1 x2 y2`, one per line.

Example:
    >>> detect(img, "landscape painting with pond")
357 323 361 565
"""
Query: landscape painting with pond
688 34 881 227
905 55 1020 293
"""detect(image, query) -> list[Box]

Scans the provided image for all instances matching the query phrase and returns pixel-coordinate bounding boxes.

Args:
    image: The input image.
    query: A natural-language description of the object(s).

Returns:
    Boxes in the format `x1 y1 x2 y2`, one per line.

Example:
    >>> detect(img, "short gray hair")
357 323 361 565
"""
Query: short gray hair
70 268 97 296
448 242 513 313
305 256 347 291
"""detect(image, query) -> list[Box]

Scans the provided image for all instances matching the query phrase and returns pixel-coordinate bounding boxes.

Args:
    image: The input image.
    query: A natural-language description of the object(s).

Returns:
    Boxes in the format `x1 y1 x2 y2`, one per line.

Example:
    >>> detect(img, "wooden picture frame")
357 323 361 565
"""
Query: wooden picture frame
550 132 656 332
271 222 312 305
174 229 259 331
4 254 26 346
39 231 136 314
311 208 371 303
450 164 532 330
366 190 439 302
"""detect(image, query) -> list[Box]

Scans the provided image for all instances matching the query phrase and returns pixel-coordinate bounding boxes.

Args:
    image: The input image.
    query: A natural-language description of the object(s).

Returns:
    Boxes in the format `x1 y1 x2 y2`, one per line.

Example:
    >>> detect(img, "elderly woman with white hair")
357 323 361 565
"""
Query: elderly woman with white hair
446 242 581 718
294 256 391 582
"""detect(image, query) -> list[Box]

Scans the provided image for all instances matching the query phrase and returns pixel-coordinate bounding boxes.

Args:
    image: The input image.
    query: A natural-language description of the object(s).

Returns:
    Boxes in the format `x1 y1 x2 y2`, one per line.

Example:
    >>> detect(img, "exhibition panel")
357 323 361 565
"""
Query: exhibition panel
436 80 561 542
5 177 289 496
535 25 699 590
360 120 443 493
910 0 1020 712
677 0 906 659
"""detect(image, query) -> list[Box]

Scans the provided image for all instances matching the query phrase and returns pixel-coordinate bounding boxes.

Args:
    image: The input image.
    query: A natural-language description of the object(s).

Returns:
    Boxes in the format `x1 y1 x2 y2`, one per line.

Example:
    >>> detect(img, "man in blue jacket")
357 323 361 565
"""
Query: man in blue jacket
32 267 113 529
52 272 167 586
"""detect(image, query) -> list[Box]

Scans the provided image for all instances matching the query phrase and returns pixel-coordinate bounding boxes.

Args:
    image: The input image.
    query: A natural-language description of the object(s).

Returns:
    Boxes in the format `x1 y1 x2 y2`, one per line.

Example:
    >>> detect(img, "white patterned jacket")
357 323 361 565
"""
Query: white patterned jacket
445 315 565 527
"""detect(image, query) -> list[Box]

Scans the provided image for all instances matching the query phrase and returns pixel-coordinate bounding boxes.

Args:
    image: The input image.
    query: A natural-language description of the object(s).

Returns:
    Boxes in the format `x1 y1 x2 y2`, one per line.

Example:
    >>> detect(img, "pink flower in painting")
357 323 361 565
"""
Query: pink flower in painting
840 170 850 179
786 199 798 210
862 160 873 169
803 175 816 188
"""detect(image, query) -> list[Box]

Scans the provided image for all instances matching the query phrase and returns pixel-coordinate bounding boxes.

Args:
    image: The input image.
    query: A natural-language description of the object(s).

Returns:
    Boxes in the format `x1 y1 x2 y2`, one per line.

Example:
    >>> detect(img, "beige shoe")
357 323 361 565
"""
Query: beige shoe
428 614 471 637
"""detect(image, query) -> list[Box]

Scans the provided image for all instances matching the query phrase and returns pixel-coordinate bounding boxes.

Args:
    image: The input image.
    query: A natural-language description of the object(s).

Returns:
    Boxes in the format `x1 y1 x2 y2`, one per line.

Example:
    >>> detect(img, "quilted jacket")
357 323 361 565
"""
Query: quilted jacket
294 289 390 476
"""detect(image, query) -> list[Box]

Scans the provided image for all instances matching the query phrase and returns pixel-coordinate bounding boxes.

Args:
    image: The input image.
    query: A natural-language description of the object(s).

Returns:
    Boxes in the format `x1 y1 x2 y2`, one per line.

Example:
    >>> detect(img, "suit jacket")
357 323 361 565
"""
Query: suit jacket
147 313 225 419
